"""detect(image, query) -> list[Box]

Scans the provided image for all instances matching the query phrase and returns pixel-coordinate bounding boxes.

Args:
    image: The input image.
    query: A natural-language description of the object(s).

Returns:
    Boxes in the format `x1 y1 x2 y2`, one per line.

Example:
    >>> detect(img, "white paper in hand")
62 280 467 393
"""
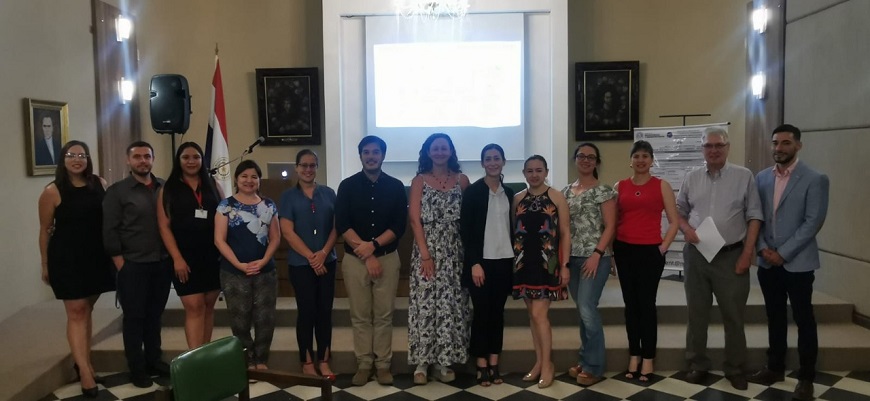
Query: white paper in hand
694 216 726 263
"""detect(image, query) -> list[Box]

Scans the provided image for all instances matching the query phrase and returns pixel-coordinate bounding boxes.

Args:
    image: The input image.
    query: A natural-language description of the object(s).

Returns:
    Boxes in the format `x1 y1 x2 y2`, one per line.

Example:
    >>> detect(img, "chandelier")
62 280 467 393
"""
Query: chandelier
394 0 469 20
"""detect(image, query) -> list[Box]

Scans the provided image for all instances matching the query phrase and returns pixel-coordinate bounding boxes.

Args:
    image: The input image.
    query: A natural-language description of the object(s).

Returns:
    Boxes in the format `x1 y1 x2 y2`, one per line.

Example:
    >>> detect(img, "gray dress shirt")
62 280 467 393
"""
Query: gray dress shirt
676 162 763 245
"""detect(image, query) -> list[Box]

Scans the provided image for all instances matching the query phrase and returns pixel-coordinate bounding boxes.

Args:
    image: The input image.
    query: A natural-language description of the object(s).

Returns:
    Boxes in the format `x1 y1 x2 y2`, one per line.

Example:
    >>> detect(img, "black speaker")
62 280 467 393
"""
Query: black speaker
150 74 191 134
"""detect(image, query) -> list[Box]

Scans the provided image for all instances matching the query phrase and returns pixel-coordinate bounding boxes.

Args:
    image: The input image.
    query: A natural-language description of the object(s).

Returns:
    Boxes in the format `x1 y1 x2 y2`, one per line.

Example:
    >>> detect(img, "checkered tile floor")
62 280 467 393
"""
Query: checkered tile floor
42 369 870 400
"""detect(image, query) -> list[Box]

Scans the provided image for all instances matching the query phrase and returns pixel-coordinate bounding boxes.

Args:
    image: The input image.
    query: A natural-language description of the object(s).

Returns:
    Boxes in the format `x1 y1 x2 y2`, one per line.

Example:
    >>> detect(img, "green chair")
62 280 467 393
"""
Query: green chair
156 336 332 401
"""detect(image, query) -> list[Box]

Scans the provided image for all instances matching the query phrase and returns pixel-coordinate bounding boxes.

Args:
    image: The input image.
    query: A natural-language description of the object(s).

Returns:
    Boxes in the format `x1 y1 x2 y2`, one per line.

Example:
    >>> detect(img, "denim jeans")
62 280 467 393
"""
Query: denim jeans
567 255 611 377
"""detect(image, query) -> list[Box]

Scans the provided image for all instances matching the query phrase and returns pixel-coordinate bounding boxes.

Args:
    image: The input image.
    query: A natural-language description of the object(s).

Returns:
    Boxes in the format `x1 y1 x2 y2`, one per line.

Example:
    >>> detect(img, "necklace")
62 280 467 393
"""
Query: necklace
432 173 452 190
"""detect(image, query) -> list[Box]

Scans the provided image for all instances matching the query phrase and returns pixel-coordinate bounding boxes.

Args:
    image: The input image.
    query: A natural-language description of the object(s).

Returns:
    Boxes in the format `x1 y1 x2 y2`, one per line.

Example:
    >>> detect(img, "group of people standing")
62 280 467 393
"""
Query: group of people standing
39 123 827 401
559 124 827 401
38 140 289 397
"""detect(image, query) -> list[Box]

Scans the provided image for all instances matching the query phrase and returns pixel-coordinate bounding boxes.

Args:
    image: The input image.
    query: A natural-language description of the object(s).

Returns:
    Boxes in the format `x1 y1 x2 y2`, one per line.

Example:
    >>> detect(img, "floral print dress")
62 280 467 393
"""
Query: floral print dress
408 181 471 367
512 188 563 300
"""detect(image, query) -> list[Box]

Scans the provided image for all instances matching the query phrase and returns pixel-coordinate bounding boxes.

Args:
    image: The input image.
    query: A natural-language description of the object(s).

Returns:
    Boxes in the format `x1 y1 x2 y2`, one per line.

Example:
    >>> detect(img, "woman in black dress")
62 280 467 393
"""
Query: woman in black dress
511 155 571 389
38 140 114 398
157 142 223 349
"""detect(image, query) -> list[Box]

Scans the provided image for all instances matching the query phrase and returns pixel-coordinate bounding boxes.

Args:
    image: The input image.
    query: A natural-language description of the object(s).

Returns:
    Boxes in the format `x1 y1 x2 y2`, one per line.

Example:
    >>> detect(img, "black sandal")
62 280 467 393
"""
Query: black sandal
488 364 503 385
476 366 491 387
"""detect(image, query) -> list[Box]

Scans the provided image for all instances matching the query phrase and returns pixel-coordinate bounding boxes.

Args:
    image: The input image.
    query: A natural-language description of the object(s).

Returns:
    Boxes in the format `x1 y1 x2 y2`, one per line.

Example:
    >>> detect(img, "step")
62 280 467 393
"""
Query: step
91 322 870 374
159 279 855 327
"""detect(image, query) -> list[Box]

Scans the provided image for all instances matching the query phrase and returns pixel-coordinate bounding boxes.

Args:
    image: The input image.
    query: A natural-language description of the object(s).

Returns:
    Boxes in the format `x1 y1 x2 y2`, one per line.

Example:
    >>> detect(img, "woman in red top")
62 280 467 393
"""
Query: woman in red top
613 140 679 381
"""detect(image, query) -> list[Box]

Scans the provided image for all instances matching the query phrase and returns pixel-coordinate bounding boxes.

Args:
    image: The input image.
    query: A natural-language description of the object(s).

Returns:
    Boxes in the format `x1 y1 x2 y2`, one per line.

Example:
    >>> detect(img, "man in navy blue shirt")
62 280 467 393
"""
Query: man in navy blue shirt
335 136 407 386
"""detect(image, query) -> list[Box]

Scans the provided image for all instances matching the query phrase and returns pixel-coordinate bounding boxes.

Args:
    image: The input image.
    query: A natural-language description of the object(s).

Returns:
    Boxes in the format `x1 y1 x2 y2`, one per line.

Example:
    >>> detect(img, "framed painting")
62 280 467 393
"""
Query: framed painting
575 61 639 141
25 98 69 176
255 67 321 146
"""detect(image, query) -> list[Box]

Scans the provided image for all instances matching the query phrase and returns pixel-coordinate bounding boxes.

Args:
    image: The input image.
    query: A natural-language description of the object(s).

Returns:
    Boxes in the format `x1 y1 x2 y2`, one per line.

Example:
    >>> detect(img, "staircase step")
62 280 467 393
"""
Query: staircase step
159 279 855 327
92 322 870 374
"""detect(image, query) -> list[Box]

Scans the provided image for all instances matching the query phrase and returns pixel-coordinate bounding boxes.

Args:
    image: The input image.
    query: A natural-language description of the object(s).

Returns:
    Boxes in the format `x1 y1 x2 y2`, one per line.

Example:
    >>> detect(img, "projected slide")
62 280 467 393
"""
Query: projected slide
373 41 522 129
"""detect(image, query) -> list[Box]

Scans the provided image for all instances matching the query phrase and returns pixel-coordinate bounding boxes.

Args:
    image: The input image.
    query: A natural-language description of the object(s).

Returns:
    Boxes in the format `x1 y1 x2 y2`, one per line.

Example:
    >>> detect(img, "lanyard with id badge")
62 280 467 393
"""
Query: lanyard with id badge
193 186 208 219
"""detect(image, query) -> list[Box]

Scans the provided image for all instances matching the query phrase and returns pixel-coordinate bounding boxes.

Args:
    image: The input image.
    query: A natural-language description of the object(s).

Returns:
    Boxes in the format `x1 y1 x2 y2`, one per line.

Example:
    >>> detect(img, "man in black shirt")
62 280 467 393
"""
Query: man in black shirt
335 136 407 386
103 141 171 388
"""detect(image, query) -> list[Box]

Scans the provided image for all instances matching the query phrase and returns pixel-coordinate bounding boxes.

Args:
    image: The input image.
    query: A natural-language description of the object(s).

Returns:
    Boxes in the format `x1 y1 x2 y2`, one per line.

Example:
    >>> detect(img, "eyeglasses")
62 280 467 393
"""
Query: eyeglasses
575 154 598 161
64 153 89 160
297 163 318 170
702 143 729 150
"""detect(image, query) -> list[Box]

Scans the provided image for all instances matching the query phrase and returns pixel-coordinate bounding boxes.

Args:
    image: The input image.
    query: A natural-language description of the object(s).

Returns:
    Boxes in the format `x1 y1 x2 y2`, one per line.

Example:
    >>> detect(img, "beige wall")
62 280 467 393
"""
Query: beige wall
0 0 753 322
567 0 747 186
130 0 324 180
0 0 99 322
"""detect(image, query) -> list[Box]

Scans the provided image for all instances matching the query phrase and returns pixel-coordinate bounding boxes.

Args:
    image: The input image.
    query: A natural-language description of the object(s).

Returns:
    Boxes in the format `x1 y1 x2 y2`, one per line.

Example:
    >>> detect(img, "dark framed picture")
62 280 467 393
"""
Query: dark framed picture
575 61 639 141
255 67 321 146
24 98 69 176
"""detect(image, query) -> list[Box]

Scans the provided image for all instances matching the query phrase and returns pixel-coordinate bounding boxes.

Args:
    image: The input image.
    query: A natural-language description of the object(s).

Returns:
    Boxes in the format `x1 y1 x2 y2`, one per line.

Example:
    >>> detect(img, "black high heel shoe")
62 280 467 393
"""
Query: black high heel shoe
74 363 106 385
81 386 99 398
476 366 491 387
488 364 503 385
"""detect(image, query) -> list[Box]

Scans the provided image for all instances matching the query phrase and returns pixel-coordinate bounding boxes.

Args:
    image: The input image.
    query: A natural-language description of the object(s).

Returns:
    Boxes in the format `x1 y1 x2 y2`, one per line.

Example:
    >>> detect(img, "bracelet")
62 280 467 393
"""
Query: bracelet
593 248 605 256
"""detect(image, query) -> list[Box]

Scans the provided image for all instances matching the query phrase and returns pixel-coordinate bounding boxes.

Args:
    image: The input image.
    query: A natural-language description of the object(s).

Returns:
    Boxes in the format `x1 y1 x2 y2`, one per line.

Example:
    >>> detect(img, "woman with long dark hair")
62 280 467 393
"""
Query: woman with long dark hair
279 149 338 380
157 142 223 349
38 140 114 398
459 143 515 386
512 155 571 389
214 160 280 369
407 133 471 385
561 143 617 386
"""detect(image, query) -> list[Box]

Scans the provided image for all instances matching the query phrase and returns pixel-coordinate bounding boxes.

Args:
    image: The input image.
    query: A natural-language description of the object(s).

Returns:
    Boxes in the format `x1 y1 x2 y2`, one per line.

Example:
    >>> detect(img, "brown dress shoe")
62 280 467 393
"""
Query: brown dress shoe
746 368 785 386
684 370 708 384
352 368 371 386
726 374 748 390
793 380 815 401
376 368 394 385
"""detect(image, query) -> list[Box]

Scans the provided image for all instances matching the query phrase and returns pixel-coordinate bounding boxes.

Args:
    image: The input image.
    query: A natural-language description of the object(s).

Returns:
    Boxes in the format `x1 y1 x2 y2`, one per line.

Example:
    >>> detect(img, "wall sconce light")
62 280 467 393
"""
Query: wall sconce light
116 16 132 41
751 73 766 99
119 78 135 104
751 7 768 33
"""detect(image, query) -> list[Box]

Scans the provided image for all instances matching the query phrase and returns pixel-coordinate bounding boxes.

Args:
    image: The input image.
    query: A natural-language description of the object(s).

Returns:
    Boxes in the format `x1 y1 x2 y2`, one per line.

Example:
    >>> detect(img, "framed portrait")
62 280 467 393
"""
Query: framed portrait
575 61 640 141
255 67 321 146
24 98 69 176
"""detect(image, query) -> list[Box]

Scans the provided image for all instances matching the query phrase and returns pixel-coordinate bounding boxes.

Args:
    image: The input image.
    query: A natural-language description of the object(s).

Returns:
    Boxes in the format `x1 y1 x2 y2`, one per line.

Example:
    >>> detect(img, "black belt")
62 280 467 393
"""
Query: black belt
719 241 744 253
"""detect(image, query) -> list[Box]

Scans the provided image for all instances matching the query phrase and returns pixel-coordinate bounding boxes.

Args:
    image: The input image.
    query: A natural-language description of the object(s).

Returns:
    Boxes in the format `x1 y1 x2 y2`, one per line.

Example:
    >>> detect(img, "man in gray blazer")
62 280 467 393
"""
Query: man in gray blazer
747 124 829 401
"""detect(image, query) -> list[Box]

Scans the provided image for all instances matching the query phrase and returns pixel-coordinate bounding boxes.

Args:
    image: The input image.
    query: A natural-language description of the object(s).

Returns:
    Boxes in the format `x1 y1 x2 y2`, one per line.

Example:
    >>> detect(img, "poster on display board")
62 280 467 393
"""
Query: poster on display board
633 122 729 272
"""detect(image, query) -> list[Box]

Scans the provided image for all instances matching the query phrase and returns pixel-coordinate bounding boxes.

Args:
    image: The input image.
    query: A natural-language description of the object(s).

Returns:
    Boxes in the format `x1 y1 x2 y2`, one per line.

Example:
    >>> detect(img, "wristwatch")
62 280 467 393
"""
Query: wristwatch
372 239 381 251
593 248 605 256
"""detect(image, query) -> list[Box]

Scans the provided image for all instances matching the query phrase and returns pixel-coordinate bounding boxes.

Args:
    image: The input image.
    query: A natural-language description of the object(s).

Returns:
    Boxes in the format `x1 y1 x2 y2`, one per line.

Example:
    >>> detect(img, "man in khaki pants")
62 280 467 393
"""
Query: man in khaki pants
335 135 408 386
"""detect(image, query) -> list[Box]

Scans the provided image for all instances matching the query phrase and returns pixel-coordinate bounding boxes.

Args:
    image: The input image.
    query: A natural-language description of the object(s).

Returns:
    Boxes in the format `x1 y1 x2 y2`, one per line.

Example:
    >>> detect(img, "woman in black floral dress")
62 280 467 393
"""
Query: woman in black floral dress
511 155 571 389
407 133 471 385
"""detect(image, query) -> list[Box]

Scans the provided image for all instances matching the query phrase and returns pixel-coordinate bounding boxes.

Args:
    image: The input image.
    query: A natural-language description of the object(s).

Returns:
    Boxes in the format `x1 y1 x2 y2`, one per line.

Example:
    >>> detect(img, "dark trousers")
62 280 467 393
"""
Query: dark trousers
757 265 817 381
116 259 172 374
220 269 278 365
289 260 337 362
468 258 513 358
613 240 664 359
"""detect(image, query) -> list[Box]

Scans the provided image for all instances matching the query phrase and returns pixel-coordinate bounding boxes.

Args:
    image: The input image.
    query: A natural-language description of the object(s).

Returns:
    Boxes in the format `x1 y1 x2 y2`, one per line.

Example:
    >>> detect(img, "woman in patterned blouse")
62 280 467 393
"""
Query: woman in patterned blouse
561 143 617 386
213 160 281 370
